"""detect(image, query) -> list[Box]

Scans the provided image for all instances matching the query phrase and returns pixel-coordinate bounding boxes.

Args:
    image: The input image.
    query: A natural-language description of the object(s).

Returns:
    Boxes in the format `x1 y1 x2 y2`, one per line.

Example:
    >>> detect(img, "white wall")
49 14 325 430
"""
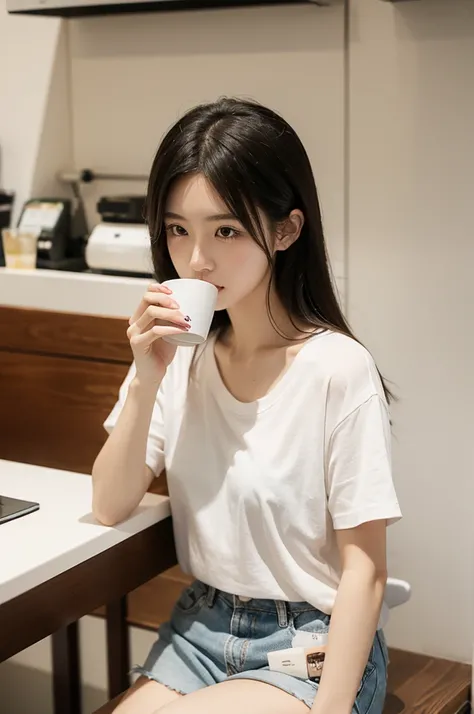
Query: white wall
348 0 474 662
0 1 73 223
67 4 346 281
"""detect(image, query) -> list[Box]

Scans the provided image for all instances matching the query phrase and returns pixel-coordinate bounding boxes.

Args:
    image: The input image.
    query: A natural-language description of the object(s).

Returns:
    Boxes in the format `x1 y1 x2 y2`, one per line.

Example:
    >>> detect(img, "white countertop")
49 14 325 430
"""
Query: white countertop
0 268 150 319
0 460 171 606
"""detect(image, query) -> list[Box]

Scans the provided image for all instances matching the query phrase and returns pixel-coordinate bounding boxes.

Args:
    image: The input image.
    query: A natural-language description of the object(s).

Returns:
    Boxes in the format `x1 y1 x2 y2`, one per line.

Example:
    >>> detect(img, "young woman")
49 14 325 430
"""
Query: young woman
92 97 402 714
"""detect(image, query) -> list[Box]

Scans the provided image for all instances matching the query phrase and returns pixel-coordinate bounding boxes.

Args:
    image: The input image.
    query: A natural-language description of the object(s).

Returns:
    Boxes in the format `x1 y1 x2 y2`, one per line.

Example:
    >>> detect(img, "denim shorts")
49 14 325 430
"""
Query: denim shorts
133 580 389 712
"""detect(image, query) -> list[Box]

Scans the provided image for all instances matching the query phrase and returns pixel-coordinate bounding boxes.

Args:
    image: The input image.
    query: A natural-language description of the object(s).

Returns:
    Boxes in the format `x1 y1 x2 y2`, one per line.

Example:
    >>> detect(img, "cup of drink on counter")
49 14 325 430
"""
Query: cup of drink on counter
161 278 218 346
1 228 38 269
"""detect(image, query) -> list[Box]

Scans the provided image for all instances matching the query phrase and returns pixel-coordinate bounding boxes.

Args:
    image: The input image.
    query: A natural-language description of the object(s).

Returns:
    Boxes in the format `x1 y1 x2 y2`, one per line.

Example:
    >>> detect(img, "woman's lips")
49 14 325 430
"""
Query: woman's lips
202 280 223 291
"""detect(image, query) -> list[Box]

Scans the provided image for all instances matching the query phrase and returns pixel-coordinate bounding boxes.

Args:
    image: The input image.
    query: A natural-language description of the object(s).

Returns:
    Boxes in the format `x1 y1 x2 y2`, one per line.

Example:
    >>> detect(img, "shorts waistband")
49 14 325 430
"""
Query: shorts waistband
203 583 325 629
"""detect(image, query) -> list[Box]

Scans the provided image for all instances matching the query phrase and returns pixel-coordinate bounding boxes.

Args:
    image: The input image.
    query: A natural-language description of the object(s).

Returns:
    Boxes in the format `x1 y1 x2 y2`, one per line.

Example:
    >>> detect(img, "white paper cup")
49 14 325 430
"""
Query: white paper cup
161 278 218 347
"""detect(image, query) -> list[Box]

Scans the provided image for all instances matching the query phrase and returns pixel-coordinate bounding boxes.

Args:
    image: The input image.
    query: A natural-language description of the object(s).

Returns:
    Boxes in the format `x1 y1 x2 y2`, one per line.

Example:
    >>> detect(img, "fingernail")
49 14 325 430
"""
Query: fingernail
184 315 191 322
170 301 179 308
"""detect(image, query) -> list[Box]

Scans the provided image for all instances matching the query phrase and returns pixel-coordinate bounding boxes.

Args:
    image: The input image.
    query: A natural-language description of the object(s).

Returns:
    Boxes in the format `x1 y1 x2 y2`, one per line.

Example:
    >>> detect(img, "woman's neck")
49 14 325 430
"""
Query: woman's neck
221 278 308 359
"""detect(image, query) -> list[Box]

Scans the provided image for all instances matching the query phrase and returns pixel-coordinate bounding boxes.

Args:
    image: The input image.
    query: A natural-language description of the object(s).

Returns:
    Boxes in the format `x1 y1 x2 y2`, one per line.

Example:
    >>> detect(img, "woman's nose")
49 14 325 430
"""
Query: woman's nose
189 244 215 273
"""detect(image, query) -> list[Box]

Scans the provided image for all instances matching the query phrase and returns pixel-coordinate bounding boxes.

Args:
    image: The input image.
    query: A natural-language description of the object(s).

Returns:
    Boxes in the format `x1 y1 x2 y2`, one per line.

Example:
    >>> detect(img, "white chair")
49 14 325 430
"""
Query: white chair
385 577 411 610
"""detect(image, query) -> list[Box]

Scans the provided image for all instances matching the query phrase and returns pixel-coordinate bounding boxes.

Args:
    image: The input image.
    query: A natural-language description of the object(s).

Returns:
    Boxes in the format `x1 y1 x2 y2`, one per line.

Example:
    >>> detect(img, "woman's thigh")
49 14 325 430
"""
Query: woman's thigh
154 679 309 714
113 675 182 714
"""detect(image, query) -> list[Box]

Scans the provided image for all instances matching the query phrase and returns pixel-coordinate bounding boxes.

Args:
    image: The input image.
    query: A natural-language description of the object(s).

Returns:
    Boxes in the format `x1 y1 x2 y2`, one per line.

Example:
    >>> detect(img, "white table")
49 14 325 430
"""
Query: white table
0 460 176 714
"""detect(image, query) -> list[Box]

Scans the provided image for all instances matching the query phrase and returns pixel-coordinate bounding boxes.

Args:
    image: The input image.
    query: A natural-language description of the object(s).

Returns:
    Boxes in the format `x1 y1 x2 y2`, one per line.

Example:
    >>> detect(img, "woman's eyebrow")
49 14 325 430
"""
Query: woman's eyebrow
164 211 238 221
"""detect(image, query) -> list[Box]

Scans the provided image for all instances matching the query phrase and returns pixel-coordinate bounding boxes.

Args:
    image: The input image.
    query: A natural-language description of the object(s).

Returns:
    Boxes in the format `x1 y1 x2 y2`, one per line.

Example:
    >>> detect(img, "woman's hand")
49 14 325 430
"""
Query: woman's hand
126 282 190 386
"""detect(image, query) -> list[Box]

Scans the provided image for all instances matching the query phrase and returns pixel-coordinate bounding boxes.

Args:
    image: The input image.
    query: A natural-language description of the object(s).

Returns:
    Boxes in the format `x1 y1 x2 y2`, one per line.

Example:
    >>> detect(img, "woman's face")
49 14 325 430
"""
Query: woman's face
164 173 272 311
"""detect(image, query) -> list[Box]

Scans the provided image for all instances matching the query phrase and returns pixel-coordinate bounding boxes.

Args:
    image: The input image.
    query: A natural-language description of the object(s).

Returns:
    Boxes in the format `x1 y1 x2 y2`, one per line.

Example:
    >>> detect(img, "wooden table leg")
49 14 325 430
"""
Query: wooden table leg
51 622 82 714
106 596 130 699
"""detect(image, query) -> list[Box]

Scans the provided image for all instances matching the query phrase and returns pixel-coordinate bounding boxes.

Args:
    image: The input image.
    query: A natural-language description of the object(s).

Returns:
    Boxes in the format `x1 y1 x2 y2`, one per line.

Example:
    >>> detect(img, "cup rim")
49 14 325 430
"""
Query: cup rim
162 278 218 293
2 228 38 239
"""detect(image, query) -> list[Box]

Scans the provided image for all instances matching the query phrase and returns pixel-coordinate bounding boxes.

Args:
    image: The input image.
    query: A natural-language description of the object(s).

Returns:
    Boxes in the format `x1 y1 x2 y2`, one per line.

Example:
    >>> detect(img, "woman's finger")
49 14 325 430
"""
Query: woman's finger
133 305 188 332
128 284 176 325
129 324 188 350
149 282 173 295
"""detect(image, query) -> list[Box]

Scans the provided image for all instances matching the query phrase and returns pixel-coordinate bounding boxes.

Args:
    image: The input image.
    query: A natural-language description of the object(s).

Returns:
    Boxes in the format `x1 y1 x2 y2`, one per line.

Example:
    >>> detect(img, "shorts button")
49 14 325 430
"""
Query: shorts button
238 595 252 602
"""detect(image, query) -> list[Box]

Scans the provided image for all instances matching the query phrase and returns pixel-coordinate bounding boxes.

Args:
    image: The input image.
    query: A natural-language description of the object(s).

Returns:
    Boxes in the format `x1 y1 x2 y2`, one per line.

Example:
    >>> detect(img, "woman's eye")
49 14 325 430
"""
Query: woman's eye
216 226 240 240
165 224 187 237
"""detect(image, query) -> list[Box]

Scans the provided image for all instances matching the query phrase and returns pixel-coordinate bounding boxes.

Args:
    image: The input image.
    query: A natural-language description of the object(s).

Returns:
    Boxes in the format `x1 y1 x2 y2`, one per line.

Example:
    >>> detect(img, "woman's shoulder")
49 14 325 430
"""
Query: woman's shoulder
301 330 386 405
302 329 377 369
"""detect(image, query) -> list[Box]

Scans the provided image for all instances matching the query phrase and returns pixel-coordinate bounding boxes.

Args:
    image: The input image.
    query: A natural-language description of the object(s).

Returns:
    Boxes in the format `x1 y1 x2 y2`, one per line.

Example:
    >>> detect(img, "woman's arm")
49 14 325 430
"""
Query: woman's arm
311 519 388 714
92 377 160 526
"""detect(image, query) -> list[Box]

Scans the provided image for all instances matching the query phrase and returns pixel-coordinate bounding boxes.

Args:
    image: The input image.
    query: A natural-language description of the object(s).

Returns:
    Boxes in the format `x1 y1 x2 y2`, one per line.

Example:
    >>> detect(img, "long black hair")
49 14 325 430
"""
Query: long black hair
146 97 393 403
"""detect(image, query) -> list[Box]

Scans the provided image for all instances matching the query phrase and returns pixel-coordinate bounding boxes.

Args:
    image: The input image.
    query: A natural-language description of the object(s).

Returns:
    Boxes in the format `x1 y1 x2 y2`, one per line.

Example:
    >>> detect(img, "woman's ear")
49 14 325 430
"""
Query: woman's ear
274 209 305 252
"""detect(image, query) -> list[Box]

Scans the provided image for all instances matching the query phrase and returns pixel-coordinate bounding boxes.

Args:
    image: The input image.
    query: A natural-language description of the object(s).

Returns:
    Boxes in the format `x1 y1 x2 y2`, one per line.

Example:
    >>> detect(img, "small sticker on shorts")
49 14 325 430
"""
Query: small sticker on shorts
292 631 328 648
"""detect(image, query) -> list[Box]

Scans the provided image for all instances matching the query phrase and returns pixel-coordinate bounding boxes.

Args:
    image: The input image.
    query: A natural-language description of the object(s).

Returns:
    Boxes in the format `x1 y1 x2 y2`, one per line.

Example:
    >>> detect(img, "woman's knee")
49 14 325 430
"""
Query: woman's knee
113 676 182 713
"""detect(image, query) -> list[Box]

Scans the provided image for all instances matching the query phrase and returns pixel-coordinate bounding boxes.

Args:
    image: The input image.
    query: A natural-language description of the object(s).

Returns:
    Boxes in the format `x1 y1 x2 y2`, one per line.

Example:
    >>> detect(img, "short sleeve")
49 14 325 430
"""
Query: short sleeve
326 394 402 530
103 362 166 477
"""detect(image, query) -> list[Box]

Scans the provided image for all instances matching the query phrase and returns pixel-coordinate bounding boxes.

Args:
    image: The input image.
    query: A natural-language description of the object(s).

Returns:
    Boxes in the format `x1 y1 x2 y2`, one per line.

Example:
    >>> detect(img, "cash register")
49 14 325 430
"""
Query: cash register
15 198 88 271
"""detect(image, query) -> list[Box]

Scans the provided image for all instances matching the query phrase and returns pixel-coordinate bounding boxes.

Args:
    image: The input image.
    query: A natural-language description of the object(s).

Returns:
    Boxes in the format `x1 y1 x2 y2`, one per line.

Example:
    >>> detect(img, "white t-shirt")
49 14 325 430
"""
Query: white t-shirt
104 330 402 626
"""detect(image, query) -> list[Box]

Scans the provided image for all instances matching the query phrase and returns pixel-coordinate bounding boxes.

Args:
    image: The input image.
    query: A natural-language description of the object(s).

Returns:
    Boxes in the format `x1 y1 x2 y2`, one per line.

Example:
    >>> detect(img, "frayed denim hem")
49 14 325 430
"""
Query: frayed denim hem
130 665 188 696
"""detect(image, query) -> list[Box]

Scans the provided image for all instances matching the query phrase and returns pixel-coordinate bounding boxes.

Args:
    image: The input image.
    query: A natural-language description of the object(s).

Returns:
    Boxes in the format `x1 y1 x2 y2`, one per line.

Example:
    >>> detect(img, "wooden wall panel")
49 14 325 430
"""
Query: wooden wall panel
0 350 129 473
0 305 132 472
0 306 132 363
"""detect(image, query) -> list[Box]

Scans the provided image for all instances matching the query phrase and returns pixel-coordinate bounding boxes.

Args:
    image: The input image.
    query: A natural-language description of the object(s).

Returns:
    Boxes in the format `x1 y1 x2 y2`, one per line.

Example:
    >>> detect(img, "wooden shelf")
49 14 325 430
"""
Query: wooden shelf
7 0 329 19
